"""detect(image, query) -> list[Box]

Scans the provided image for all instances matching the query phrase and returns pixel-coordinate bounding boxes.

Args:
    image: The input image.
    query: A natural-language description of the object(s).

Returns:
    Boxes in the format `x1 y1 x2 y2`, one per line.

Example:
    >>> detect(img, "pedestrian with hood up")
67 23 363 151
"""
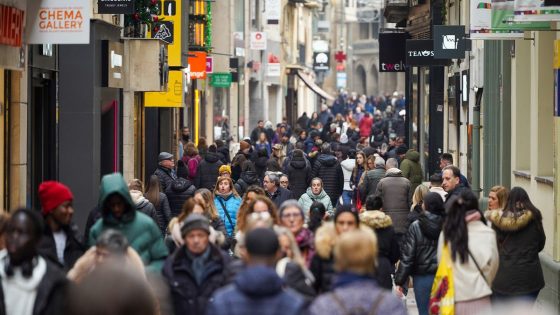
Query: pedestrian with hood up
128 179 159 225
359 196 400 290
298 178 334 220
400 149 424 193
234 160 260 196
163 214 234 315
375 158 411 239
311 143 344 206
0 209 69 315
153 152 178 192
195 144 224 190
165 177 196 218
394 192 446 315
285 149 311 199
439 190 499 314
89 173 168 272
145 175 172 235
216 139 231 164
208 228 306 315
486 187 545 303
37 181 85 271
310 229 407 315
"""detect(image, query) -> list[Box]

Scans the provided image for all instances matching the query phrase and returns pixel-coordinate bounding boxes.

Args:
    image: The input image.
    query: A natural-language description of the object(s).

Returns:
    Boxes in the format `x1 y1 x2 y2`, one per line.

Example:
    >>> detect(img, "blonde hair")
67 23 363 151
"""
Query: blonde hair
127 179 143 191
194 188 219 220
412 184 430 209
489 185 508 210
334 229 378 275
274 226 308 271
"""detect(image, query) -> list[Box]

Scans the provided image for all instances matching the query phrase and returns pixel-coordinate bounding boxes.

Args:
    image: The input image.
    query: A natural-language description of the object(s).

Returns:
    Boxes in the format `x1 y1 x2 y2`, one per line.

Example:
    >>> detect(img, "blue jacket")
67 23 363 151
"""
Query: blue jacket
254 142 271 157
207 266 306 315
214 194 241 236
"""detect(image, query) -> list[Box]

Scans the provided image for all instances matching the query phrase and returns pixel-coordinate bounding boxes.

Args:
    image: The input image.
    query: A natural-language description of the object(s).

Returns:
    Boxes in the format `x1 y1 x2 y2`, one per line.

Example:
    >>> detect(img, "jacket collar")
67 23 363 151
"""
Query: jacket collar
486 209 534 232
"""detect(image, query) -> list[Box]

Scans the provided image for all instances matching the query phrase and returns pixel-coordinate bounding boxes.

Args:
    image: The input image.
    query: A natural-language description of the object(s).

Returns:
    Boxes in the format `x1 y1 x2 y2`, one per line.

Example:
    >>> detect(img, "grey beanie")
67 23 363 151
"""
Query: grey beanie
180 213 210 237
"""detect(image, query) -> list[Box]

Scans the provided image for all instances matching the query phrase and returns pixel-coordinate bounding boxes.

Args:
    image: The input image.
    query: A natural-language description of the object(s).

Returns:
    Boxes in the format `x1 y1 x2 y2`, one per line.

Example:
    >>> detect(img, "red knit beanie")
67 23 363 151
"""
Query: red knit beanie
38 181 74 215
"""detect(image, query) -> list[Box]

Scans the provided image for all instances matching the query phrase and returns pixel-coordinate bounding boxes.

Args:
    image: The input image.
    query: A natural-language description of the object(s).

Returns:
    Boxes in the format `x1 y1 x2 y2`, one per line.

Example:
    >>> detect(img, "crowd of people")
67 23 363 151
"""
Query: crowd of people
0 95 550 315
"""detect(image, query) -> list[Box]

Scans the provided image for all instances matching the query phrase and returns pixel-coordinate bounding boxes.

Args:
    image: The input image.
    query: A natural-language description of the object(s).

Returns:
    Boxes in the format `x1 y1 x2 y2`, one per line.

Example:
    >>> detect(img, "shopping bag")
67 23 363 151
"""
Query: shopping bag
429 243 454 315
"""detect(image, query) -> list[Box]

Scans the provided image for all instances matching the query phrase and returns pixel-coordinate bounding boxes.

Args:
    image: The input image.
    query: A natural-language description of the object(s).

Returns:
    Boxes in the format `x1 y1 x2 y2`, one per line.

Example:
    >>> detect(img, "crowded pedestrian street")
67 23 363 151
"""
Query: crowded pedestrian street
1 0 560 315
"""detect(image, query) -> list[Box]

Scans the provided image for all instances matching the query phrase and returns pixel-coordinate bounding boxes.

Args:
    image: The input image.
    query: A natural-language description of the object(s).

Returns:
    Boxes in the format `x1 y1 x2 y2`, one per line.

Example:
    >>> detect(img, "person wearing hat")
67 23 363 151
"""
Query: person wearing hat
37 181 85 271
154 151 178 192
163 214 233 315
219 165 232 178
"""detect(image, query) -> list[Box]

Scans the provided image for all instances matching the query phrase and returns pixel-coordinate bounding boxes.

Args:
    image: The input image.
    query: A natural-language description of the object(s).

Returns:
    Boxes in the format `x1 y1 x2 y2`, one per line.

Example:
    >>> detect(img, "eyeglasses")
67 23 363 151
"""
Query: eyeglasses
281 212 302 219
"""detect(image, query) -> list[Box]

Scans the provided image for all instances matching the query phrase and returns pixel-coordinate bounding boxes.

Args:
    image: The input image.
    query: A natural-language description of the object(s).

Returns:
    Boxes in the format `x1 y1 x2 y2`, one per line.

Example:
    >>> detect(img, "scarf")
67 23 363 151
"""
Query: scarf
186 246 211 286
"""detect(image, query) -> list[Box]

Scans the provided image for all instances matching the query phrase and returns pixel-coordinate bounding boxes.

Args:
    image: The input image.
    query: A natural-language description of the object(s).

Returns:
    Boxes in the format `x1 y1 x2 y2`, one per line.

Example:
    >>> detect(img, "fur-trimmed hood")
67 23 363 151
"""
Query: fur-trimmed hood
359 210 393 230
485 208 534 232
314 222 337 259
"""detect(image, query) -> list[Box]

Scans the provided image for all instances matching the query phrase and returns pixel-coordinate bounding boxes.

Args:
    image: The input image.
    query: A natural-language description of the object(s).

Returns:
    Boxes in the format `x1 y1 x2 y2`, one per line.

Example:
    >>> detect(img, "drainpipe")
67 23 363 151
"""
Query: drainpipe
473 87 484 196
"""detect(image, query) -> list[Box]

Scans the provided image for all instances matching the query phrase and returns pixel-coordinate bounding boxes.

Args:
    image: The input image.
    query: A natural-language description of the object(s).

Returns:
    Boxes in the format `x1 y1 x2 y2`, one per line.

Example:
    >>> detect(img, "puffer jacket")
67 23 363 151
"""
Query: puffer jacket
165 178 197 217
234 170 260 196
154 193 172 235
298 187 334 219
285 155 311 199
399 149 423 193
375 168 411 234
89 173 168 272
129 190 159 224
358 166 386 201
394 211 443 286
194 152 224 190
359 210 400 289
486 208 545 295
214 193 242 237
340 158 355 191
154 166 178 192
311 153 344 205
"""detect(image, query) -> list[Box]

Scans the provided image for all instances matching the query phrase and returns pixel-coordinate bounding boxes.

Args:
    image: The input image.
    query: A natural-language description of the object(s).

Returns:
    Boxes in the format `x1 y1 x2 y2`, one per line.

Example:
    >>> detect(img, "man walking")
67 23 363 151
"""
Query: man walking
263 172 294 208
154 152 178 191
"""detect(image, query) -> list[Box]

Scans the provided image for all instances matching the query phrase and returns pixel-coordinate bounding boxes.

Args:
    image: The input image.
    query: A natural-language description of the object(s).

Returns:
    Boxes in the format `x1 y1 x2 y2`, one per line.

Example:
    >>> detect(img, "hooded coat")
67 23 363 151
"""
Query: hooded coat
311 153 344 206
394 211 444 286
129 190 160 225
340 158 355 192
207 266 306 315
89 173 169 272
298 187 334 219
162 244 234 315
285 155 312 199
165 178 197 217
359 211 400 289
234 170 260 196
486 209 545 295
194 152 224 190
358 166 386 201
399 150 423 193
375 168 411 234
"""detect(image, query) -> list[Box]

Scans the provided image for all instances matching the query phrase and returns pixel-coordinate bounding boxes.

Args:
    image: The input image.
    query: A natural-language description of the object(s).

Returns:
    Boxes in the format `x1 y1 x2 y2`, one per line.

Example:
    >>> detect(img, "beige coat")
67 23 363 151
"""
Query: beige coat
438 221 499 302
68 246 145 283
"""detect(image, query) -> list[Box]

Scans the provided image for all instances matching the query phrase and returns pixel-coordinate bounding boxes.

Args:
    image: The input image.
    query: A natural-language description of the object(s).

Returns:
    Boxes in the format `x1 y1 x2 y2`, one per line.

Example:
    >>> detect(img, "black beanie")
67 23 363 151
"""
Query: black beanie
245 228 279 257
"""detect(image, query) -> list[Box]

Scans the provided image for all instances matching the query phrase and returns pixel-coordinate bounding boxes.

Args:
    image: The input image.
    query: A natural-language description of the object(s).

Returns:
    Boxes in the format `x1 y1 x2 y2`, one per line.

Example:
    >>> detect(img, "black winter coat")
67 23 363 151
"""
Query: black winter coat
162 245 234 315
0 259 68 315
267 187 295 209
136 199 159 225
234 170 260 196
285 155 311 199
194 152 224 190
166 178 197 217
311 153 344 205
38 224 85 271
254 155 268 181
217 146 230 164
394 212 443 285
154 166 177 192
154 192 172 235
487 209 546 295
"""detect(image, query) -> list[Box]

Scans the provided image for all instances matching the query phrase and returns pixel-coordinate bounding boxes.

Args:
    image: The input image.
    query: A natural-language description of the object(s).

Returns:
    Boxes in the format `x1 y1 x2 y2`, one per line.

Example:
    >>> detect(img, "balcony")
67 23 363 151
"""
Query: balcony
384 0 409 23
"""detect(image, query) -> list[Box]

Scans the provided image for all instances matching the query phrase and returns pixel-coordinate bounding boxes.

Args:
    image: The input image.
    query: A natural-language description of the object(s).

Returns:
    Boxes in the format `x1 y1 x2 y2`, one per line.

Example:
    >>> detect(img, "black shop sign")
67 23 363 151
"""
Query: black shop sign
98 0 135 14
379 32 409 72
405 40 451 66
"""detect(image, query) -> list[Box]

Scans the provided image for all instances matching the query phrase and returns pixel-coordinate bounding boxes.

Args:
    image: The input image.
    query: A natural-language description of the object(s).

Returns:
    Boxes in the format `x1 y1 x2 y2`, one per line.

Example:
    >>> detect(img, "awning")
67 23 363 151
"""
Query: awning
296 70 335 101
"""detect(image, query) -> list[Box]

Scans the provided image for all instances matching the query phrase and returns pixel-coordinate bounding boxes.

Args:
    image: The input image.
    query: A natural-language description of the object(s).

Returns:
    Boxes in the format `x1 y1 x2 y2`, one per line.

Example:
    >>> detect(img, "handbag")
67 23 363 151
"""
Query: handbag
429 243 455 315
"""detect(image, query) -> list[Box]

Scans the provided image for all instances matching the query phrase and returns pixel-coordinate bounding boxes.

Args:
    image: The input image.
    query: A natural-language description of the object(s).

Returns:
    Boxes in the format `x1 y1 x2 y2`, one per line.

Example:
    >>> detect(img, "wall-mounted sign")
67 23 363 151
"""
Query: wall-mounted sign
265 0 281 24
27 0 91 44
0 4 25 47
103 41 125 88
210 72 232 88
336 72 347 89
153 21 174 44
313 52 330 71
250 32 267 50
145 70 183 107
514 0 560 22
98 0 134 14
152 0 185 67
405 40 451 66
206 56 213 74
433 25 469 59
188 51 207 79
379 32 408 72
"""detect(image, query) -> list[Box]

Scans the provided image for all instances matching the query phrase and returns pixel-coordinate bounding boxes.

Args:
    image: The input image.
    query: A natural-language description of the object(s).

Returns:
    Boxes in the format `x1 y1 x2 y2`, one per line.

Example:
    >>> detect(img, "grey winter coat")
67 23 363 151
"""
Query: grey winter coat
359 167 386 201
375 168 411 234
298 187 334 219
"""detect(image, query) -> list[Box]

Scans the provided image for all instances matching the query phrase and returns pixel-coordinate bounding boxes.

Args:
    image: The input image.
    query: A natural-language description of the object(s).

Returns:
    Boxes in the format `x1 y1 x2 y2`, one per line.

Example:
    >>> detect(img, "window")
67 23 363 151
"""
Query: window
359 23 369 39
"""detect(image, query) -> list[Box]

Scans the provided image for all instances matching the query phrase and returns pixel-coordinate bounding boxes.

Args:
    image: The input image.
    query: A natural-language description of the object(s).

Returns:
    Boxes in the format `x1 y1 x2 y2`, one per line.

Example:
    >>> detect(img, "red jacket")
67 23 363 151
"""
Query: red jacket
359 115 374 138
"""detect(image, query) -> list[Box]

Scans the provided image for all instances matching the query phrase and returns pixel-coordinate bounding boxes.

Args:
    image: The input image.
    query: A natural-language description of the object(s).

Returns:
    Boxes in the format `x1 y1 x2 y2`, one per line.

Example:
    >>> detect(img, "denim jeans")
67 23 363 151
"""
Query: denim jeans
413 274 435 315
341 190 353 206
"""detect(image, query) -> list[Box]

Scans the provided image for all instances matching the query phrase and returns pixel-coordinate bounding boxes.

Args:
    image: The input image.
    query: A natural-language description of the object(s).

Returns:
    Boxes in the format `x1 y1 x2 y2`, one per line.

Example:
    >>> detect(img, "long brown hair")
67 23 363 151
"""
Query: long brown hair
177 198 206 223
236 186 267 231
144 175 161 210
352 151 369 179
236 195 278 233
213 176 240 198
194 188 218 220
